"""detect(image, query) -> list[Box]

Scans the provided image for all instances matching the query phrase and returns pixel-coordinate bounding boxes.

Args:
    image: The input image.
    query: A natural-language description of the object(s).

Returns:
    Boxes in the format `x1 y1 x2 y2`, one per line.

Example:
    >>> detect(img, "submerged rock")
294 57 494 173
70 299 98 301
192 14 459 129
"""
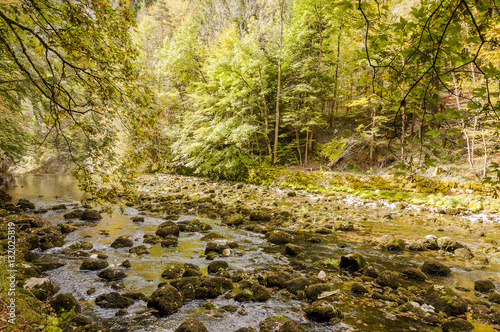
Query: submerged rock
402 267 427 281
111 236 133 248
161 235 179 247
437 237 464 252
474 280 495 293
50 293 80 313
156 221 180 237
80 259 108 271
259 316 305 332
97 268 128 281
64 209 84 220
266 230 294 245
80 209 102 221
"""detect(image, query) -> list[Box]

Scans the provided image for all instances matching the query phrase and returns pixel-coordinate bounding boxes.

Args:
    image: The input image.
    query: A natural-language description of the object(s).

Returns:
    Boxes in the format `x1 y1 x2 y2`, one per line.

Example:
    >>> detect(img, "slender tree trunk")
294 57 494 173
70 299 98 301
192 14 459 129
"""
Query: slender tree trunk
401 106 405 163
273 0 284 164
296 128 302 166
331 26 342 127
305 131 309 165
482 121 487 177
370 106 375 164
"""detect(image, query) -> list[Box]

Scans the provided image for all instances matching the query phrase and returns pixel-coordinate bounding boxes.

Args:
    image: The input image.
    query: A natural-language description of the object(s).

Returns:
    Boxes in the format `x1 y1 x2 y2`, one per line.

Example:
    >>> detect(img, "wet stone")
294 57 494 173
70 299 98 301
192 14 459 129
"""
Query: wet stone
204 242 229 255
285 243 303 256
156 221 180 237
437 237 464 252
80 209 102 221
351 282 369 295
376 271 401 289
111 236 133 248
148 284 183 315
421 260 451 276
80 259 108 271
98 268 128 281
50 293 80 314
131 216 145 222
207 260 229 274
339 253 367 271
305 300 342 322
251 283 272 302
266 230 294 245
161 235 179 247
250 209 272 222
402 267 427 281
441 318 474 332
64 209 84 220
175 318 208 332
284 277 311 295
129 245 150 255
474 280 495 293
95 292 134 309
424 286 468 316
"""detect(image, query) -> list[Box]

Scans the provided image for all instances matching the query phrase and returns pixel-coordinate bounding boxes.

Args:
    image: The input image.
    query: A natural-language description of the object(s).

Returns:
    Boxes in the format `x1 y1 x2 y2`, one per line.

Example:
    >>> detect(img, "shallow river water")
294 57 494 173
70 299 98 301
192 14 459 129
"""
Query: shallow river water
2 174 500 332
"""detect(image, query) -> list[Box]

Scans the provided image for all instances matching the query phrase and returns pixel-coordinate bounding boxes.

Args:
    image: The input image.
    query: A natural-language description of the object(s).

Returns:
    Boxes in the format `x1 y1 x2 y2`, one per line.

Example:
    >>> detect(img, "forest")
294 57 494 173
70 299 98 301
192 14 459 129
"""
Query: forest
1 1 500 332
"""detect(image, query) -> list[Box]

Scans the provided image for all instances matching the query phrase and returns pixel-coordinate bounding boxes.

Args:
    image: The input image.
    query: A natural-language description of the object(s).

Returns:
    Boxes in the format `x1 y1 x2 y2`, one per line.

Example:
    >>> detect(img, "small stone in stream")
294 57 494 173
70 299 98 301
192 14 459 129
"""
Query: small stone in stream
250 210 272 222
131 216 144 222
144 234 161 244
489 292 500 304
233 328 257 332
129 245 150 255
147 285 183 315
156 221 180 237
334 221 354 231
60 224 78 234
64 209 84 219
285 243 303 256
474 280 496 293
162 265 184 279
37 262 65 272
339 253 367 271
69 242 93 250
111 236 133 248
234 292 253 302
185 219 213 232
80 259 108 271
95 292 134 309
454 248 474 260
80 209 102 221
71 315 92 326
318 271 326 279
225 214 244 226
98 268 128 281
266 272 291 288
421 260 451 276
97 253 108 259
182 268 202 277
121 260 131 268
251 283 272 302
222 248 231 256
220 304 238 312
201 232 225 241
305 300 342 322
402 267 427 281
207 261 229 274
204 242 229 255
437 237 464 252
161 235 179 247
424 285 468 316
284 277 311 295
87 288 96 295
107 281 125 290
362 263 386 278
17 198 35 210
441 318 474 332
40 234 65 250
351 283 369 295
266 230 294 245
380 236 406 251
115 309 128 317
376 271 401 289
174 318 208 332
50 293 81 313
305 283 333 301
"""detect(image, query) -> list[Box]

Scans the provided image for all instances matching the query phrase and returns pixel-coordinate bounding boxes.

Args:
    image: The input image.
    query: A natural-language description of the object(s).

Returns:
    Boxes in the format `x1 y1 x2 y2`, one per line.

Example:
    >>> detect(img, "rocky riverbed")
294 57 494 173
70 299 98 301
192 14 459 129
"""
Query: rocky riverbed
1 173 500 332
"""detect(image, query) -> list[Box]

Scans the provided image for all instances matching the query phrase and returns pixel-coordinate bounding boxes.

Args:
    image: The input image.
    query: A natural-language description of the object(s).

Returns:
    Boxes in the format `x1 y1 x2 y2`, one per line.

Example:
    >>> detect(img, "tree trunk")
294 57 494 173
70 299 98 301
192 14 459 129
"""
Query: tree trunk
273 1 284 164
330 26 342 127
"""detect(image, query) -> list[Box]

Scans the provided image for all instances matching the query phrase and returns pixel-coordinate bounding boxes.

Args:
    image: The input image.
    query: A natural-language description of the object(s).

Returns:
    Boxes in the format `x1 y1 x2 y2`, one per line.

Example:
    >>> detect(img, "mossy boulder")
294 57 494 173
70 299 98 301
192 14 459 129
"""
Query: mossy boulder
64 210 84 220
421 260 451 276
266 230 294 245
162 265 184 279
131 216 145 222
376 271 401 289
156 221 180 237
207 260 229 274
225 214 244 226
380 237 406 251
143 234 161 244
97 268 128 281
80 259 108 271
185 219 213 232
250 210 272 222
284 277 311 295
474 280 495 293
424 285 468 316
147 284 183 315
80 209 102 221
17 199 35 210
305 283 333 301
59 223 78 234
175 318 208 332
95 292 134 309
305 300 342 322
129 245 150 255
402 267 427 281
351 283 369 295
285 243 303 256
251 283 272 302
437 237 464 252
339 253 366 271
39 234 65 250
266 272 291 288
161 235 179 247
111 236 133 248
259 316 305 332
50 293 80 314
441 318 474 332
204 242 229 255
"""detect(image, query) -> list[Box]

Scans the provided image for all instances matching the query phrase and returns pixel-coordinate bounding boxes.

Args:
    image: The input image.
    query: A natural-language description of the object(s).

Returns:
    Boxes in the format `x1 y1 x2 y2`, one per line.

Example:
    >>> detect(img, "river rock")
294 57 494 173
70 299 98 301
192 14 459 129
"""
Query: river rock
148 284 183 315
201 232 225 241
379 236 406 251
339 253 367 271
376 271 401 289
182 268 202 277
98 268 128 281
50 293 80 313
437 237 463 252
424 285 468 316
489 292 500 304
305 300 342 322
362 263 386 278
131 216 144 222
233 328 257 332
266 272 291 288
474 280 495 293
80 209 102 221
156 221 180 237
17 198 35 210
175 318 208 332
40 234 65 250
441 318 474 332
60 223 78 234
351 282 369 295
64 209 84 219
80 259 108 271
204 242 229 255
95 292 134 308
129 245 150 255
185 219 213 232
111 236 133 248
305 283 333 301
24 277 59 301
454 248 473 260
161 235 179 247
0 190 12 202
259 316 305 332
162 265 184 279
266 230 294 245
207 260 229 274
251 283 272 302
224 214 244 226
285 243 303 256
421 260 451 276
402 267 427 281
195 277 234 299
284 277 311 294
250 209 272 222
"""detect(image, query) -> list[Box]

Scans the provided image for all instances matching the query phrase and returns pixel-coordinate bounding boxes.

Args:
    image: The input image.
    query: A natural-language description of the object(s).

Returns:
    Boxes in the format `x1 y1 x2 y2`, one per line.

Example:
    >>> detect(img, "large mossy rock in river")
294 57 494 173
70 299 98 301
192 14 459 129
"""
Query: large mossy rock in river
95 292 134 309
305 300 342 322
421 260 451 276
80 259 108 271
111 236 133 248
266 230 294 245
98 268 128 281
80 209 102 221
441 318 474 332
259 316 305 332
175 318 208 332
156 221 180 237
339 253 367 271
50 293 81 314
423 285 468 316
147 284 183 315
